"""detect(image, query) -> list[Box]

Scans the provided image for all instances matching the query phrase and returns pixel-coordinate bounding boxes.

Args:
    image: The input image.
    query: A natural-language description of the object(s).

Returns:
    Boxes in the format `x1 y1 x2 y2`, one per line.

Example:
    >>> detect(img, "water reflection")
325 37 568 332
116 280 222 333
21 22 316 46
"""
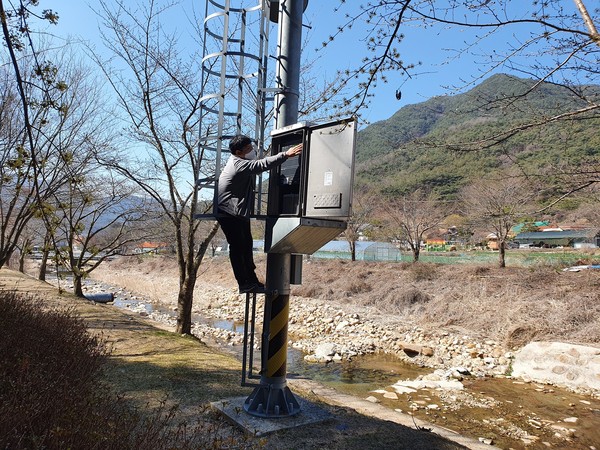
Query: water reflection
113 297 153 313
210 319 245 333
288 351 428 388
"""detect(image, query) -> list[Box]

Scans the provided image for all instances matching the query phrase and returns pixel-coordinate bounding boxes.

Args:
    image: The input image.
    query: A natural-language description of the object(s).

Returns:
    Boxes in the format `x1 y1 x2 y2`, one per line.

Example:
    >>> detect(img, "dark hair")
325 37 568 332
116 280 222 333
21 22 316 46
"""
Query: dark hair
229 135 253 154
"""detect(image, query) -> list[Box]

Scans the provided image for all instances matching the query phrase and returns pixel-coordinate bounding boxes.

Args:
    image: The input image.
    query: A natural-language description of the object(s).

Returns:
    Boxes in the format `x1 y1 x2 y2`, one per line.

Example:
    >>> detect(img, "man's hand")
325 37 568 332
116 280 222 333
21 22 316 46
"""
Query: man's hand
285 143 303 158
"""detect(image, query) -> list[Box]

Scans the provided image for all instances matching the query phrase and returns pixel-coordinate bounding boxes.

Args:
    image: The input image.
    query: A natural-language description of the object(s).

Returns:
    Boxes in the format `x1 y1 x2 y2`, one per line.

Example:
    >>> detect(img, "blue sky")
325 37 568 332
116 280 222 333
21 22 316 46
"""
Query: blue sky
46 1 583 125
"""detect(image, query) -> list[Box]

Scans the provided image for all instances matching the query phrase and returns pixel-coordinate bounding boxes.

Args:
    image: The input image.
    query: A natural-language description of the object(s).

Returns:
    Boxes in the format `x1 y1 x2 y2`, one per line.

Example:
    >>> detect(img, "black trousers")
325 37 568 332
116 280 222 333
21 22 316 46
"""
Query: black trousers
217 214 258 286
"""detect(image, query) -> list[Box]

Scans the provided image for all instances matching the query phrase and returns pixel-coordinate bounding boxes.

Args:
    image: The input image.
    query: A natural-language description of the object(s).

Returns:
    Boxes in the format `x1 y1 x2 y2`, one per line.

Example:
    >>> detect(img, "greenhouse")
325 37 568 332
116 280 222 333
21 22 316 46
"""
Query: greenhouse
312 240 401 262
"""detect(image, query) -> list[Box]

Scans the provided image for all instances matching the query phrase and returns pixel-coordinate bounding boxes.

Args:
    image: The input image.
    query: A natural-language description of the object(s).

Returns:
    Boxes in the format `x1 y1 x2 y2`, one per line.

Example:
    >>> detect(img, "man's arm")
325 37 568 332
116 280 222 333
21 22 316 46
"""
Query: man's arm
242 144 303 174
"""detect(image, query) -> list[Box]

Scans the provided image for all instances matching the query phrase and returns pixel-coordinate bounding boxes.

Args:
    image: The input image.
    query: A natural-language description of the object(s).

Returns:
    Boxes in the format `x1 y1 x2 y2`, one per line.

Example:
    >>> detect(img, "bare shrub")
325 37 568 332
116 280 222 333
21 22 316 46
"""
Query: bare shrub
390 288 431 309
0 291 118 448
505 325 540 350
363 287 430 313
408 263 438 282
520 265 559 285
0 291 258 450
397 262 412 271
293 284 323 298
345 279 371 296
472 266 490 276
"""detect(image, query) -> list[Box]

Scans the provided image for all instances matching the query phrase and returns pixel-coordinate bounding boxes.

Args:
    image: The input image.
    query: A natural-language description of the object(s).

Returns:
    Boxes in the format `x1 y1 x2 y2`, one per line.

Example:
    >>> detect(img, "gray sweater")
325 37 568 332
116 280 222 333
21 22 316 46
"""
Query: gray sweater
217 152 288 218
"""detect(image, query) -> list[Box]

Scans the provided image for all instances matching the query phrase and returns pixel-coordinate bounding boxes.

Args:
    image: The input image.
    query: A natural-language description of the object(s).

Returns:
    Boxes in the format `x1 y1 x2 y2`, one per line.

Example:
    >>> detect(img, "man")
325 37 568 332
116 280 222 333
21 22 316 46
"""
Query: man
217 134 302 293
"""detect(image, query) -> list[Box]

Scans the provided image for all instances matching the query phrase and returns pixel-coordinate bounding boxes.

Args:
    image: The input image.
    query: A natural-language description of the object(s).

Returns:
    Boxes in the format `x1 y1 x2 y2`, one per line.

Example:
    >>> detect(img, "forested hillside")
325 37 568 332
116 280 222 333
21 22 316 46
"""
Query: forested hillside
356 74 600 199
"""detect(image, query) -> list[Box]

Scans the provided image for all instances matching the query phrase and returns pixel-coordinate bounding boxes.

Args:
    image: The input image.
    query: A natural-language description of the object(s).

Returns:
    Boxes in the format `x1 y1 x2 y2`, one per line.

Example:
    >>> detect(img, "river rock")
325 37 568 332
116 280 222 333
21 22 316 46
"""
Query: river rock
314 342 336 359
392 378 464 391
400 342 433 356
392 385 417 394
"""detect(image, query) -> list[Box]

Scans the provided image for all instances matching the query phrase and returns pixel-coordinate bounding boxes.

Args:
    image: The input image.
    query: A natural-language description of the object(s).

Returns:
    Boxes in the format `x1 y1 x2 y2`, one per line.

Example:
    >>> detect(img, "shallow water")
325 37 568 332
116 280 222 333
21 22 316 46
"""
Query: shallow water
321 363 600 450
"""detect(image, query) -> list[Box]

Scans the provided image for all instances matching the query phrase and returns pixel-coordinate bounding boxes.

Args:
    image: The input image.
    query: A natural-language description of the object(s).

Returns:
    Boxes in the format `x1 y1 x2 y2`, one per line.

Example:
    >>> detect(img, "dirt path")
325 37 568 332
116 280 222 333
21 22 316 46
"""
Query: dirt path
1 267 484 450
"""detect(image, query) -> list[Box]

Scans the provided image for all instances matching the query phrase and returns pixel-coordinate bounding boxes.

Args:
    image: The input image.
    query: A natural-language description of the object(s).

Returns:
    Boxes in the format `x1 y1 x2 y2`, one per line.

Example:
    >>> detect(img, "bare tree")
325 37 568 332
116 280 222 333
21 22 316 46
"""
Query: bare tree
383 190 446 262
51 169 148 297
0 1 72 268
324 1 599 215
0 72 36 268
94 0 219 334
329 1 599 125
461 176 535 268
342 188 379 261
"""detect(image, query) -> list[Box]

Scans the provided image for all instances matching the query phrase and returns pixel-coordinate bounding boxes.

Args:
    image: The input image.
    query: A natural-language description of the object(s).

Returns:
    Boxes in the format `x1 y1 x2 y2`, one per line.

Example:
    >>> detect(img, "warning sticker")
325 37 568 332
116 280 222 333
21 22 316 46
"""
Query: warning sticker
324 171 333 186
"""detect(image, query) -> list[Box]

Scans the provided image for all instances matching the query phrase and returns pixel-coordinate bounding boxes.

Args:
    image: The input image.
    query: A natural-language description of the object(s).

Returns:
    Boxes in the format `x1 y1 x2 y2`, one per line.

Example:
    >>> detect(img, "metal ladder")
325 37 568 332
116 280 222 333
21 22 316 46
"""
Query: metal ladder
241 291 261 386
196 0 275 218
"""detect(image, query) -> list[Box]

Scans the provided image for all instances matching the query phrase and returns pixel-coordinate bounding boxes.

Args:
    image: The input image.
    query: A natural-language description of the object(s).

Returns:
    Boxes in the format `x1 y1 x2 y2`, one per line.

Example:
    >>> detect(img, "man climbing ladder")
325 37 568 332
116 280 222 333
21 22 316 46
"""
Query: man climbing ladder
216 134 303 293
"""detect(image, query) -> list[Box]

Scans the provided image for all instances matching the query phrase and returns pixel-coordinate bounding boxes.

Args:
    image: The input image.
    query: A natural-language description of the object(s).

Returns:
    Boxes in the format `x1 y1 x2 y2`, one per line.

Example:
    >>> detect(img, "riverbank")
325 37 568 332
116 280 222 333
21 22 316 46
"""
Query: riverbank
24 252 600 449
88 254 600 386
82 254 600 449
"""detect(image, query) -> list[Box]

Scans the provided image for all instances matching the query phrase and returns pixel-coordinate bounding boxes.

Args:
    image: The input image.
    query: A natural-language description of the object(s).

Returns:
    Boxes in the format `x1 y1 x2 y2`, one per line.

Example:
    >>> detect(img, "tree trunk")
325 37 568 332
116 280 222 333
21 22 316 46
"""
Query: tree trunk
38 249 49 281
18 250 25 273
3 249 14 268
412 247 420 262
176 223 219 335
73 274 84 297
498 241 506 268
38 233 51 281
350 241 356 261
176 272 196 334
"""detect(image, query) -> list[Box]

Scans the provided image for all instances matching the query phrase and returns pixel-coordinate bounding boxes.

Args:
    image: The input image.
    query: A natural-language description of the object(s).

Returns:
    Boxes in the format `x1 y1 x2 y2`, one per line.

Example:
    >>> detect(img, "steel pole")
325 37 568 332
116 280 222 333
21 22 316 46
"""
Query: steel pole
243 0 304 418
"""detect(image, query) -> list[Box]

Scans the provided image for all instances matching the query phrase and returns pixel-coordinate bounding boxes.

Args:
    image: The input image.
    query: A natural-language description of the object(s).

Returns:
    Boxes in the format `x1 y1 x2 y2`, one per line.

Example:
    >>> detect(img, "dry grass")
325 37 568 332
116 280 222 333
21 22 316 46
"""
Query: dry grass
91 253 600 351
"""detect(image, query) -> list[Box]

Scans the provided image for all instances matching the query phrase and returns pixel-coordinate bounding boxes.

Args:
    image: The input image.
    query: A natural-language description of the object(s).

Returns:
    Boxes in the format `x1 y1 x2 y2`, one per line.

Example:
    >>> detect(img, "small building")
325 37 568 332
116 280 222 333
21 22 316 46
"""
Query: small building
486 233 500 250
425 238 457 252
514 229 600 249
511 221 550 234
134 242 170 254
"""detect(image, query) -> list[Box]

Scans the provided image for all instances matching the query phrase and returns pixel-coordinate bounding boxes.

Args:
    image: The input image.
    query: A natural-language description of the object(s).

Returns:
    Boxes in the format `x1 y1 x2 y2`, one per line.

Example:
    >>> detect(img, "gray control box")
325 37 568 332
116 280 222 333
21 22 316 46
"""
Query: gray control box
265 118 356 254
268 118 356 220
304 120 355 218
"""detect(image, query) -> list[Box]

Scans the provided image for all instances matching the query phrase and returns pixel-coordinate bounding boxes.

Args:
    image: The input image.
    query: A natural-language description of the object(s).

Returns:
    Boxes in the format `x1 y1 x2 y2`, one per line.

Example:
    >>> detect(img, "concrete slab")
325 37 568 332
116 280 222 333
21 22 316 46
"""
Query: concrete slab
288 378 500 450
211 396 332 436
512 341 600 392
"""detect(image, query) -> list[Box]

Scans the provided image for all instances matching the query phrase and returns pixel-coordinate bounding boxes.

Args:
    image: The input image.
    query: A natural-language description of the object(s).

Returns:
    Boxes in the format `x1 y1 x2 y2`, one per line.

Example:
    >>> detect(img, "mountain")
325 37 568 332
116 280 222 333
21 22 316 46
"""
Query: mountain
355 74 600 199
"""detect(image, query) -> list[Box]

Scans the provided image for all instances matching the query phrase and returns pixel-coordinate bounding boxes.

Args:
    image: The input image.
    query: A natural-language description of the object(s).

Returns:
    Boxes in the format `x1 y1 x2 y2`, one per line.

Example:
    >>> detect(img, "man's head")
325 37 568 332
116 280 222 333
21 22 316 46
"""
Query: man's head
229 135 254 156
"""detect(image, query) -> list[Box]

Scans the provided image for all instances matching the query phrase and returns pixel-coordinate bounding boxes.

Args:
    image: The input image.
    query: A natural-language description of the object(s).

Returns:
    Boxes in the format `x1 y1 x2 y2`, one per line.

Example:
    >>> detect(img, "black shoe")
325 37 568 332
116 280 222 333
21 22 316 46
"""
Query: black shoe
239 282 266 294
247 276 265 290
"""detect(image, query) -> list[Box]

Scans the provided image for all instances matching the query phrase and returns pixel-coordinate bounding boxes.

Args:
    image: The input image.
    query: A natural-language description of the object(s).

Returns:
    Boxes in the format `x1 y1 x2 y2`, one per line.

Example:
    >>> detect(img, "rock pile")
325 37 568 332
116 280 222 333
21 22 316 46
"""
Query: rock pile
190 285 513 379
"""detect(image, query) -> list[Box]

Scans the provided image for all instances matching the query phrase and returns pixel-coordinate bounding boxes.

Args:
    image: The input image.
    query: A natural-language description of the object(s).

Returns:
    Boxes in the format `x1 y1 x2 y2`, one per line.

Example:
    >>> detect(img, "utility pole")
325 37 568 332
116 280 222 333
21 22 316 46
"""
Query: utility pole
243 0 305 417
